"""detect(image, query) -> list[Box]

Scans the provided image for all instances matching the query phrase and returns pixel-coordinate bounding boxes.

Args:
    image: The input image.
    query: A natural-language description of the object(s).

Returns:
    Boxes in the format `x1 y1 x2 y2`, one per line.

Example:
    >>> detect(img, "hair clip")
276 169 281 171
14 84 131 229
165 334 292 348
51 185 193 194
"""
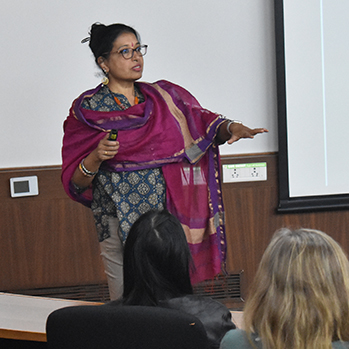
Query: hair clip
81 37 90 44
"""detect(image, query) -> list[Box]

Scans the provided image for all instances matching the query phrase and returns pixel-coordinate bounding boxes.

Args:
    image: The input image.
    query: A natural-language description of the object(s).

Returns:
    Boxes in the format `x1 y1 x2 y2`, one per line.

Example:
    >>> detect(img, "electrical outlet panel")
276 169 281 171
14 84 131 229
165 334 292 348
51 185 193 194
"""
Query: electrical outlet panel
222 162 267 183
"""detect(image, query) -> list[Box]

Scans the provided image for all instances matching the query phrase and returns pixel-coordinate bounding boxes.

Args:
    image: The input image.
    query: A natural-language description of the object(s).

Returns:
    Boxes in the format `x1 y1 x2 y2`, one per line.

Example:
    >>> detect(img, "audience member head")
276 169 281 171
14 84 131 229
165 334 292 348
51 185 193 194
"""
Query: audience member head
122 210 194 306
244 228 349 349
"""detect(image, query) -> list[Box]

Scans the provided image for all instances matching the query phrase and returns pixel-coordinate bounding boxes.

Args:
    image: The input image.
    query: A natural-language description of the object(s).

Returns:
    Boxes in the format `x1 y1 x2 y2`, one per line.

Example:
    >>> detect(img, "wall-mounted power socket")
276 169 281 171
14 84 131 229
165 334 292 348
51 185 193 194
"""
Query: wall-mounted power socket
222 162 267 183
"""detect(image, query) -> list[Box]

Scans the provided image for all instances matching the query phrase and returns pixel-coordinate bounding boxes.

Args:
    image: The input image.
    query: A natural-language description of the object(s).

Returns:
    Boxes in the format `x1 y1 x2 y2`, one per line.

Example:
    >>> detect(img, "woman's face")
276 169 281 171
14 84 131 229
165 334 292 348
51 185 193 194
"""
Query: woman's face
101 32 144 85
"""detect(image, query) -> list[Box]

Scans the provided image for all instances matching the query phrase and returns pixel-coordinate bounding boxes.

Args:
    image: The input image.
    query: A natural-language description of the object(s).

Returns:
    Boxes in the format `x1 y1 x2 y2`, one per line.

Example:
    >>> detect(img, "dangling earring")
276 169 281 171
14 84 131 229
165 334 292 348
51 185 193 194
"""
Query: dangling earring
102 69 109 85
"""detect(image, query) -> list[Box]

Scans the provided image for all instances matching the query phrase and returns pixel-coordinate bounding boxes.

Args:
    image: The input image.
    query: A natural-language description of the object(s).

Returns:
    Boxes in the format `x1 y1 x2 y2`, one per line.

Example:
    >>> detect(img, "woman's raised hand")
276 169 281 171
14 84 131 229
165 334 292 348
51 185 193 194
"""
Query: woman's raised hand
227 123 268 145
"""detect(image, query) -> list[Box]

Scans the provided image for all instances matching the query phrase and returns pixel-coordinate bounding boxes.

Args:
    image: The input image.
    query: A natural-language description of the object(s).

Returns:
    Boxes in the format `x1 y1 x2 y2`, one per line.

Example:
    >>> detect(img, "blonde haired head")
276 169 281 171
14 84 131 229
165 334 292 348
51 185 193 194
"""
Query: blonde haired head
244 228 349 349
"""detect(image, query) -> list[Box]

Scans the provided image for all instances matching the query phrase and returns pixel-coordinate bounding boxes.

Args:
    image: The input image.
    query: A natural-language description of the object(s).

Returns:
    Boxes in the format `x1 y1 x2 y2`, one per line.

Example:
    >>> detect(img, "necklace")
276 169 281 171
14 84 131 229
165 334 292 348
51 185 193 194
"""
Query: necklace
113 94 139 110
108 86 139 110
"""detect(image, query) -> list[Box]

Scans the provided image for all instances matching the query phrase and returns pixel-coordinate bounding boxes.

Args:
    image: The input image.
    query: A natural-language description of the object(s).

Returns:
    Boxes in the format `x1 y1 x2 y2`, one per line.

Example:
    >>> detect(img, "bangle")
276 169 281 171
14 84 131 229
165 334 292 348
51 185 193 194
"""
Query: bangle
72 181 88 194
226 120 242 136
79 158 98 177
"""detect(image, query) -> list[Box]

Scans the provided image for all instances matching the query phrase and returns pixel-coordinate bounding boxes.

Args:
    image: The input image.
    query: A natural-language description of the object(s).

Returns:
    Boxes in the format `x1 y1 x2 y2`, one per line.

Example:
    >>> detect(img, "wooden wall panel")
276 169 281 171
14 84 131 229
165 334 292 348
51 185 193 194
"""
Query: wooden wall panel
222 153 349 300
222 153 279 298
1 155 349 299
0 167 106 290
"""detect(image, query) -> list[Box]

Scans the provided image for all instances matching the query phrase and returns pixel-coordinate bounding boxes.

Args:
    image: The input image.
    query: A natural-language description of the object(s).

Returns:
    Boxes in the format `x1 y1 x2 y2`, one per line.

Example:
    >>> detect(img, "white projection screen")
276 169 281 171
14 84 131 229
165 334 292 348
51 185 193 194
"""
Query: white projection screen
275 0 349 212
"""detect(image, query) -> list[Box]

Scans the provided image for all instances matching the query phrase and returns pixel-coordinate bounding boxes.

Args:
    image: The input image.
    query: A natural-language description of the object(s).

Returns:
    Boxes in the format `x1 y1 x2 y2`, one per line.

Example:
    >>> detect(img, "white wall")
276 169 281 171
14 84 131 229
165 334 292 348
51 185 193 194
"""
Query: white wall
0 0 277 169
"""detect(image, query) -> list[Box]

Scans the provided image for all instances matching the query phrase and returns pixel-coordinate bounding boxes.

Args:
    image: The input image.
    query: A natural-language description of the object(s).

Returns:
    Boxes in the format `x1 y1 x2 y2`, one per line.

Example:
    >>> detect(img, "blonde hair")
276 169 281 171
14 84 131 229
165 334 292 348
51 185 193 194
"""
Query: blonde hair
243 228 349 349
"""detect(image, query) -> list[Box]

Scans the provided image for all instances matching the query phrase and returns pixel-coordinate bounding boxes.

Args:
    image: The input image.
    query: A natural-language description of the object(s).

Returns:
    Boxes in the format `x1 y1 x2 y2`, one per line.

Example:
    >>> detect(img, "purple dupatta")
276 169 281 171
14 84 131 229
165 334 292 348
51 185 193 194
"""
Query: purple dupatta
62 80 226 283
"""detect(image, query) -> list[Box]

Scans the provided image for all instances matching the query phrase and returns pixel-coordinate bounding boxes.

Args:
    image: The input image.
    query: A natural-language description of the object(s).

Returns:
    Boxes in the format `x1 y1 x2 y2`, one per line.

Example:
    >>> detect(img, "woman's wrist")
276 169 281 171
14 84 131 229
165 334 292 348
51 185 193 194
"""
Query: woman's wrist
217 118 243 143
71 180 88 194
82 152 103 174
79 158 98 177
226 120 242 136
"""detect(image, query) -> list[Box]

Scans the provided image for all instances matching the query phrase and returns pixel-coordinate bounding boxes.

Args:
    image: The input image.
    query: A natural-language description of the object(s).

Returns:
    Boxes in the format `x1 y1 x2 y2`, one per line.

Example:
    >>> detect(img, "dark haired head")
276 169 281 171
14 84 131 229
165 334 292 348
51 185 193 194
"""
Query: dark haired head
88 22 140 66
122 210 194 306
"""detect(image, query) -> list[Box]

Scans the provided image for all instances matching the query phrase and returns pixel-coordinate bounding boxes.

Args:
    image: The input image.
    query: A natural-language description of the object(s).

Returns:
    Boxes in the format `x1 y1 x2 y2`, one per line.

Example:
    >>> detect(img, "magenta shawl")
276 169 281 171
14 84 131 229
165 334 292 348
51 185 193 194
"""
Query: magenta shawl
62 80 226 284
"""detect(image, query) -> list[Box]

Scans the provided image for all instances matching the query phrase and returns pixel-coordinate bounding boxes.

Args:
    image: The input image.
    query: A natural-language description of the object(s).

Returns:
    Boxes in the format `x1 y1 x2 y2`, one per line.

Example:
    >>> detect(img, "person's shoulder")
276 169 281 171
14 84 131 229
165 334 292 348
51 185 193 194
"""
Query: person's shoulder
221 328 246 341
154 79 178 87
103 299 123 307
161 295 235 328
162 295 236 348
138 80 200 106
220 329 257 349
140 79 176 86
155 80 188 92
139 80 188 94
332 341 349 349
163 294 229 311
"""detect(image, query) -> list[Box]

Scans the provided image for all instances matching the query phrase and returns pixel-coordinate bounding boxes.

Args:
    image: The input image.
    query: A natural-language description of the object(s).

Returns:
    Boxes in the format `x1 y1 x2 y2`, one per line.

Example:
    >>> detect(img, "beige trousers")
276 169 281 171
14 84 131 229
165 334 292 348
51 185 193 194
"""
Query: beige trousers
99 217 124 301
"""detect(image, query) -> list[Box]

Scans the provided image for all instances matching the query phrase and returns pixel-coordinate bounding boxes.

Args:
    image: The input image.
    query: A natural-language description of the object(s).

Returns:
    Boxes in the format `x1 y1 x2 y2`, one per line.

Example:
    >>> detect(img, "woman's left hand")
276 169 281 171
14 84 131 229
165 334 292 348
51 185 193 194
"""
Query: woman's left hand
226 123 268 144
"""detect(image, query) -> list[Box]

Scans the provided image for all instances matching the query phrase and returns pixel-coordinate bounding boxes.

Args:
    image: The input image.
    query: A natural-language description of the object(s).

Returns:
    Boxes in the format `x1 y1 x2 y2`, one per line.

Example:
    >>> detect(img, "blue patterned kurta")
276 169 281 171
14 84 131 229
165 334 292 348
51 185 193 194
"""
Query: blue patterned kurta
82 85 166 242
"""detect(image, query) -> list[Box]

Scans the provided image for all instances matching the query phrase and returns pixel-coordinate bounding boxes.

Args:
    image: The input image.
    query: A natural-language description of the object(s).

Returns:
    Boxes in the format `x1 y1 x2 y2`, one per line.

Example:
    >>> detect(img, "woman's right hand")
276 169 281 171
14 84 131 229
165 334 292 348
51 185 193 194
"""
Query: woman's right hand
72 133 119 189
91 133 120 163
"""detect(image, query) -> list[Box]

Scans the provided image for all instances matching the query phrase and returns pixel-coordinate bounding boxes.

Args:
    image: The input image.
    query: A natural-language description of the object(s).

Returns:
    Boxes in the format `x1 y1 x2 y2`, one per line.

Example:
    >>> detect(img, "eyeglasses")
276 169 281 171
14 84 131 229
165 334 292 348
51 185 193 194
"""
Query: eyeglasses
114 45 148 60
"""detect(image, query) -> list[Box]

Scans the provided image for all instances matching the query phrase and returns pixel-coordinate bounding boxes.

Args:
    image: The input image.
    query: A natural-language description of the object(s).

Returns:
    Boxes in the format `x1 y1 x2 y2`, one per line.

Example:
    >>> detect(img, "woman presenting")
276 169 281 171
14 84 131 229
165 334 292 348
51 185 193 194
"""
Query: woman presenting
61 22 268 300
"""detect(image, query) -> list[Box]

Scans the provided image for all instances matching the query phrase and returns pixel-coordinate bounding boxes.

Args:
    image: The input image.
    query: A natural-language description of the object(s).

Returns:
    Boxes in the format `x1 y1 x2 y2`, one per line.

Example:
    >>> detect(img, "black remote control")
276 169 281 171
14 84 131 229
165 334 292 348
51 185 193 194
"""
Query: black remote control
108 129 118 141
